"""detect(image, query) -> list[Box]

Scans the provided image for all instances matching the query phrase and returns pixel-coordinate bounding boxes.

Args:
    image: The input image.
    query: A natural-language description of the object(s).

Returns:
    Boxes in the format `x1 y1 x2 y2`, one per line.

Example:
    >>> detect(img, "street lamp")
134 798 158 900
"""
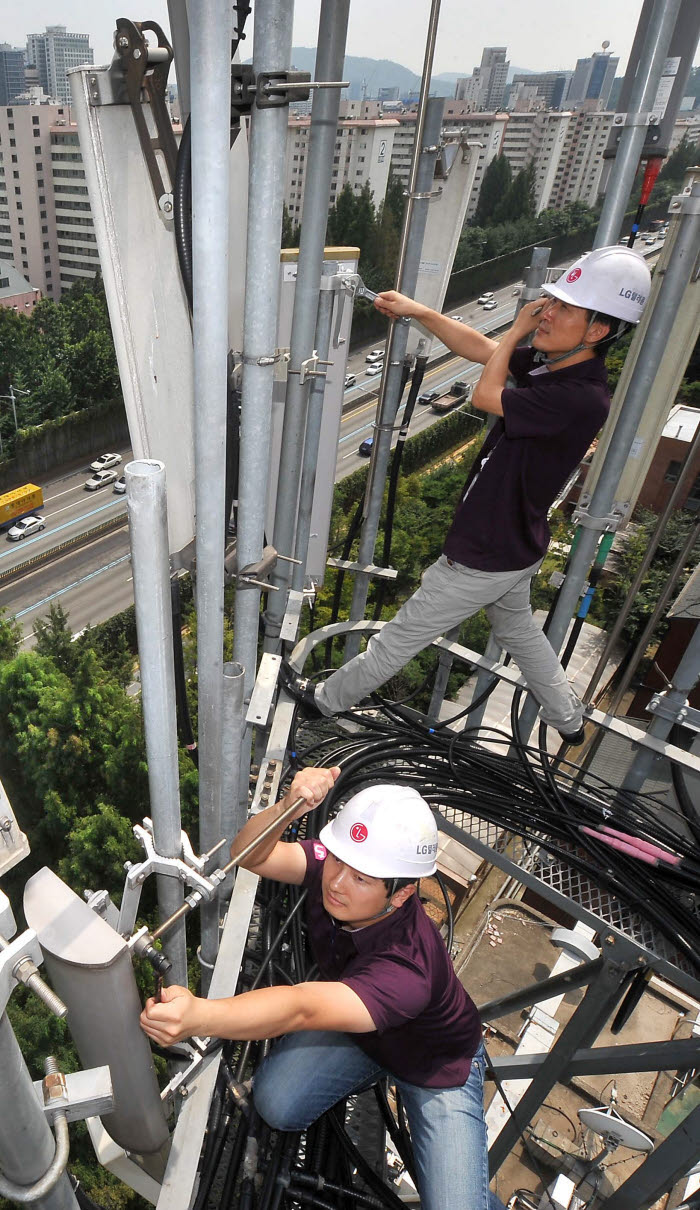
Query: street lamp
0 384 30 431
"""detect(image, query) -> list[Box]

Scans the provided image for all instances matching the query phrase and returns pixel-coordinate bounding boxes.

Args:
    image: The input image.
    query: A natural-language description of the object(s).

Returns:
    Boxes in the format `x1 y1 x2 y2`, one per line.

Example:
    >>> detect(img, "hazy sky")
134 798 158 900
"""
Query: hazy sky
4 0 700 77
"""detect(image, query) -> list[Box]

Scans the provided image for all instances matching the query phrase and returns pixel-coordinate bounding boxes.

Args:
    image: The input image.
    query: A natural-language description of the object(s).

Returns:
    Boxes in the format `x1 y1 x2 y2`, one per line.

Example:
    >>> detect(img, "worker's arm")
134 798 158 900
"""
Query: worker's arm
230 765 341 885
472 300 544 416
374 291 498 365
140 980 376 1047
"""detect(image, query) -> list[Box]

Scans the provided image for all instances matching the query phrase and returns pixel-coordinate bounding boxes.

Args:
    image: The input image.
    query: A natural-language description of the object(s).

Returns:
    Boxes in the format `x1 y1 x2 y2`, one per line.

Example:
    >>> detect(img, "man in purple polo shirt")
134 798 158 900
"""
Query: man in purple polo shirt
140 765 504 1210
282 247 651 744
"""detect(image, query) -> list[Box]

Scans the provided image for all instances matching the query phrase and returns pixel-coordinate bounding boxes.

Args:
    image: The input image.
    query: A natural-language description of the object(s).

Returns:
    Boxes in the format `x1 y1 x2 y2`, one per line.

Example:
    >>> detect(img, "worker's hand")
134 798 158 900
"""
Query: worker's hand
284 765 341 820
374 290 424 321
140 984 204 1046
510 297 550 340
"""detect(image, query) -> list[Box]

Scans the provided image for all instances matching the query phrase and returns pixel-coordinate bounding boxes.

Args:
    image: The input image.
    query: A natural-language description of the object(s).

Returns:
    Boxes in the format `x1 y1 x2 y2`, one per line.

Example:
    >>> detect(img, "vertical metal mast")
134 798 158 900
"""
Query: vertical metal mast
233 0 294 757
265 0 351 646
191 0 231 875
594 0 682 249
126 460 187 985
344 0 442 657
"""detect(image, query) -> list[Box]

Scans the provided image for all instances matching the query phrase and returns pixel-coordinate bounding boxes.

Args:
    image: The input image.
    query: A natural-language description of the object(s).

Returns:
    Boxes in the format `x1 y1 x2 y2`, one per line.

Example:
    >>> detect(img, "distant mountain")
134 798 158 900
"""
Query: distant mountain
248 49 551 102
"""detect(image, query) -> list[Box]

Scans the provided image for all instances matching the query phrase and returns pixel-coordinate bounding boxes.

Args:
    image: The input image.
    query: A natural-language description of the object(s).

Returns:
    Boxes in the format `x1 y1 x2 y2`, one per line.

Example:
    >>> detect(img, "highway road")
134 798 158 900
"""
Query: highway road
2 237 665 645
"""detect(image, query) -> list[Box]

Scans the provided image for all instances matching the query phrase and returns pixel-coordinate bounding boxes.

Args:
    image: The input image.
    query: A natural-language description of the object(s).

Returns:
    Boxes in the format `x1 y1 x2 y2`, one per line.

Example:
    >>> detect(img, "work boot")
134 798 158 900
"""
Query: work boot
278 661 324 718
557 722 586 746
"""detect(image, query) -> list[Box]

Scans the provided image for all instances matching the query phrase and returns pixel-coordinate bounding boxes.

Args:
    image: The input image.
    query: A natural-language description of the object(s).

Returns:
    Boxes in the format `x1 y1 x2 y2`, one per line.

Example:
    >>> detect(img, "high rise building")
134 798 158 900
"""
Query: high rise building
0 102 98 299
25 26 93 105
0 46 26 106
285 115 398 224
566 50 619 109
455 47 510 112
509 71 573 110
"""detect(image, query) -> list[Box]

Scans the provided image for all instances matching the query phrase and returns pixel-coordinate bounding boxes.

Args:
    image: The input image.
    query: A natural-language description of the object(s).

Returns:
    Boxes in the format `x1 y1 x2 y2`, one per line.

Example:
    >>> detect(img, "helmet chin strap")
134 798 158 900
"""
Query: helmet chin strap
367 877 400 921
533 313 598 367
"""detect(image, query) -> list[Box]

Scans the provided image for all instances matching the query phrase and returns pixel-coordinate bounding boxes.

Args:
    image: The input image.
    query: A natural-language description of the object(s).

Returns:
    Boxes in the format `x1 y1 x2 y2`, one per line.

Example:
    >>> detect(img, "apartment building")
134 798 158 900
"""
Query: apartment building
501 111 573 212
509 71 573 111
285 116 398 223
26 27 93 106
0 103 98 300
455 47 510 112
547 109 613 209
392 106 508 221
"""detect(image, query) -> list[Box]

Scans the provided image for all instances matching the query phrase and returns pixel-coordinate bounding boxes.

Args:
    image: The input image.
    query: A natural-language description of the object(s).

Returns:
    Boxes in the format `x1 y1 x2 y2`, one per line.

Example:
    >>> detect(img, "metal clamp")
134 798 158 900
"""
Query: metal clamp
255 69 311 109
648 693 700 731
0 915 66 1019
668 191 700 218
611 111 655 128
118 821 225 937
287 352 333 385
239 349 289 367
110 20 178 212
571 502 627 532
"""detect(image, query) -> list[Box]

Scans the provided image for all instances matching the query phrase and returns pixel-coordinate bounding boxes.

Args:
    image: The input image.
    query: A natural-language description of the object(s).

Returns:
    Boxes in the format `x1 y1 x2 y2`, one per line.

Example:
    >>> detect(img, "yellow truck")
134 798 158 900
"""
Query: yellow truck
0 484 44 530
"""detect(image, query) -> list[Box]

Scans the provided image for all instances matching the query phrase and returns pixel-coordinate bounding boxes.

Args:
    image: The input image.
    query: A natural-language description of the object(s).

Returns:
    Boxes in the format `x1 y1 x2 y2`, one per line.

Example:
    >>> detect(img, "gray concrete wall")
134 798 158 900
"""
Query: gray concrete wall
0 398 129 491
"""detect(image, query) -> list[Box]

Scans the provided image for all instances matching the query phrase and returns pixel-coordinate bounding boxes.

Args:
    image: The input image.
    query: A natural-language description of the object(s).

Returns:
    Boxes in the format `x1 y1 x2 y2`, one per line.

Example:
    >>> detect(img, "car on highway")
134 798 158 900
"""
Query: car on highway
451 314 463 322
418 390 440 405
365 362 383 375
432 382 471 413
90 452 122 472
6 514 45 541
358 437 374 456
477 292 494 304
344 374 357 389
644 236 656 245
113 475 126 494
85 468 119 491
483 299 498 311
365 349 384 363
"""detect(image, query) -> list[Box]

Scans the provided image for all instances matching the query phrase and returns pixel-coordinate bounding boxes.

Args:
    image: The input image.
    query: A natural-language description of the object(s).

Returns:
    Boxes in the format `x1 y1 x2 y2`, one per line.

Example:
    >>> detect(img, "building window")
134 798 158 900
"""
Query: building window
32 115 39 125
12 171 18 179
44 254 51 263
41 225 48 233
33 129 40 138
35 146 41 155
37 179 43 187
40 210 46 218
11 154 17 163
46 270 52 279
664 460 682 483
9 139 15 147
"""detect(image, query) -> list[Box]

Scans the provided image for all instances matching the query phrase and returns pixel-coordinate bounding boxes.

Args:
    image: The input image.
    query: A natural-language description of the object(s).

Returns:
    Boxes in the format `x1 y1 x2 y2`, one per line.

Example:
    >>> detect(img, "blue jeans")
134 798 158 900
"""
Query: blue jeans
253 1032 505 1210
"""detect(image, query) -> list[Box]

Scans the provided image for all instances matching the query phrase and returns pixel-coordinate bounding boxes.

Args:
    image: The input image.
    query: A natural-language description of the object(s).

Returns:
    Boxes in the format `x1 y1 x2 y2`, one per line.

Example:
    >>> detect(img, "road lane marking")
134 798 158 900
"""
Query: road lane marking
13 553 132 619
0 499 125 561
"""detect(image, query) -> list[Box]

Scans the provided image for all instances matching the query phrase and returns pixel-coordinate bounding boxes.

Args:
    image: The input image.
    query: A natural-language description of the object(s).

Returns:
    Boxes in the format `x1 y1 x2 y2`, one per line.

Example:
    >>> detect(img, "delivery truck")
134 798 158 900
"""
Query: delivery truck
0 484 44 530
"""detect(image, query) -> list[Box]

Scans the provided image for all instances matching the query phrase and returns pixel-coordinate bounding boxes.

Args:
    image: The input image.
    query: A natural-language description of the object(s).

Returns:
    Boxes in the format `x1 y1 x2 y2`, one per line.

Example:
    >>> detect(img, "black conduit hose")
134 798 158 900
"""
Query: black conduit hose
170 575 198 765
173 114 192 310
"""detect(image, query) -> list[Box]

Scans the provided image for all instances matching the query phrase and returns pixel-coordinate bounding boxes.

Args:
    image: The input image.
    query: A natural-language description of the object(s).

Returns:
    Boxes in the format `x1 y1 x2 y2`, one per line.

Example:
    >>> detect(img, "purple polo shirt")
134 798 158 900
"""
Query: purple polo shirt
300 838 482 1088
443 347 610 572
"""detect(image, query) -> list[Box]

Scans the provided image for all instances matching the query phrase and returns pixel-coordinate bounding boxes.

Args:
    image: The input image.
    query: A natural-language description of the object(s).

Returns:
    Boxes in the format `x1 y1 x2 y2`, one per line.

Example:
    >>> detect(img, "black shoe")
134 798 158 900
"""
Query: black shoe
279 661 324 718
558 722 586 746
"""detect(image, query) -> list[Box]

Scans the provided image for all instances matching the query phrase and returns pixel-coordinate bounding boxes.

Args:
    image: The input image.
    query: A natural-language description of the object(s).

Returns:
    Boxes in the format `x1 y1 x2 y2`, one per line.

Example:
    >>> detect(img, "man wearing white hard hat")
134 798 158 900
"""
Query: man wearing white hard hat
141 765 504 1210
283 247 651 744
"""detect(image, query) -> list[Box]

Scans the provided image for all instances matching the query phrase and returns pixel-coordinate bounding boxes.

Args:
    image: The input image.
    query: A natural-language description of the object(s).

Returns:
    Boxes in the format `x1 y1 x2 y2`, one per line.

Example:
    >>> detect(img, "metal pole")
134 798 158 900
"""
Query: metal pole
594 0 682 249
514 245 551 315
265 0 350 645
218 661 246 901
621 606 700 794
191 0 231 910
126 459 187 986
427 624 461 718
8 385 17 432
233 0 294 778
584 422 700 704
465 633 502 731
292 269 338 590
0 1013 78 1210
517 181 700 741
345 62 443 661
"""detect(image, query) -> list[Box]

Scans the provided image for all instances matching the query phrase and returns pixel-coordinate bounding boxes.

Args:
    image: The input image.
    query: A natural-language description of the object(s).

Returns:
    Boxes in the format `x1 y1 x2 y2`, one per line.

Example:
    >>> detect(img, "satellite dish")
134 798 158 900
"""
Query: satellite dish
602 40 610 50
579 1106 655 1153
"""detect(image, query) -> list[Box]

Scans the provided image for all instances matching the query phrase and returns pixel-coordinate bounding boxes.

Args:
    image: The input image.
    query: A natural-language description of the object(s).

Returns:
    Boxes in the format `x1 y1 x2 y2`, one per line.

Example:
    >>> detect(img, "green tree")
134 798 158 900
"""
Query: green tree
473 155 512 228
0 608 21 663
326 182 358 245
65 328 120 406
33 602 78 676
281 203 301 248
494 161 536 225
658 135 699 184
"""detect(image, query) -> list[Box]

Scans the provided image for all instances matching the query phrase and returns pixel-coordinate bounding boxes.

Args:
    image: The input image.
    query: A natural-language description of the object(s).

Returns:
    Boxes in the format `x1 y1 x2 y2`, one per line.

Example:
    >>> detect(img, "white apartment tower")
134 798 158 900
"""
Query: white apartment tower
285 116 398 224
0 103 98 300
26 27 93 106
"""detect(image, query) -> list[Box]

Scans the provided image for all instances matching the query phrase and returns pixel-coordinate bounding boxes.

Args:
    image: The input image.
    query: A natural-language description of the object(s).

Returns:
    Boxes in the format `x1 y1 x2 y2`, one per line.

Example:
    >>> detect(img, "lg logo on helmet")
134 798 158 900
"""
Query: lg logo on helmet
566 268 582 284
350 823 368 843
416 843 438 855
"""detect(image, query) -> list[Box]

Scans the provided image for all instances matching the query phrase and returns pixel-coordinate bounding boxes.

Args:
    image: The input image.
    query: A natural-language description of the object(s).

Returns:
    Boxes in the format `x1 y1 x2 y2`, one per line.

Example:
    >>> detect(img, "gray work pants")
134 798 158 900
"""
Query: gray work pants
315 554 582 731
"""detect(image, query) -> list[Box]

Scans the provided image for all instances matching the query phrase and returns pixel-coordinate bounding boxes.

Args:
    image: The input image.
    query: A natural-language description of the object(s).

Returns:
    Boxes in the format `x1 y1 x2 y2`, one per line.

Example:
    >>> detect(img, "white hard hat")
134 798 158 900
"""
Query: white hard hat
319 784 438 878
545 245 651 324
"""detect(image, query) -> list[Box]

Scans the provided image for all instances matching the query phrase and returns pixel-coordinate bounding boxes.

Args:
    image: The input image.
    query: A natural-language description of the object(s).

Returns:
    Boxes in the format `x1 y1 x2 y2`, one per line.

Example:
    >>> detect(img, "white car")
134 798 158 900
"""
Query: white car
344 374 357 389
477 292 494 304
113 475 126 494
365 349 384 363
366 362 384 376
90 452 122 473
85 468 119 491
6 514 45 541
451 314 463 321
483 299 498 311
